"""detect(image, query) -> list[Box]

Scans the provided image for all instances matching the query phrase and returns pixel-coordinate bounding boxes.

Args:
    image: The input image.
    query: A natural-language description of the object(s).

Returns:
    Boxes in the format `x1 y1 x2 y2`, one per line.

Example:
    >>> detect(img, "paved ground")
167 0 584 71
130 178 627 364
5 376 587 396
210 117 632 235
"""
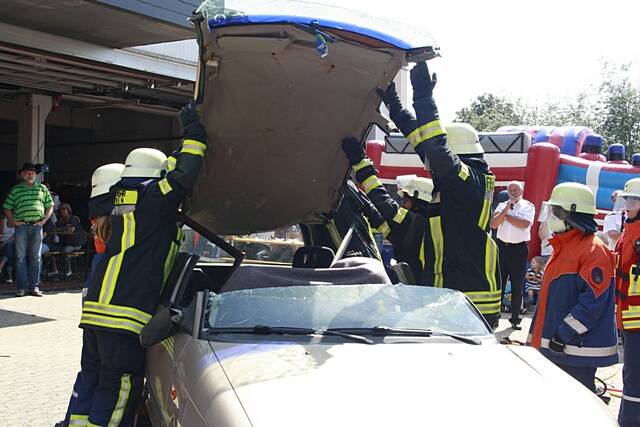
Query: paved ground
0 292 625 426
0 291 83 427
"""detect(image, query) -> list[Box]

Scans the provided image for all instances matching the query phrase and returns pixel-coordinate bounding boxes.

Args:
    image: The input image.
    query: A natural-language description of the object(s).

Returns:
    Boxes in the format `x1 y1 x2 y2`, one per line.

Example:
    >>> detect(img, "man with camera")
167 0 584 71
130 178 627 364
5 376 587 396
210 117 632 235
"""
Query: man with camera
491 180 535 329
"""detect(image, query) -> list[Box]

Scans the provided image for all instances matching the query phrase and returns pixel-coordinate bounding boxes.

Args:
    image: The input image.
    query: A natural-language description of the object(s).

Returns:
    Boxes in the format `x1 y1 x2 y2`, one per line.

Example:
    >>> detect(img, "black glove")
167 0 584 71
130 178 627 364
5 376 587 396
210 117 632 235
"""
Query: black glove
548 334 566 354
178 101 208 142
376 82 404 117
341 137 366 166
410 61 437 101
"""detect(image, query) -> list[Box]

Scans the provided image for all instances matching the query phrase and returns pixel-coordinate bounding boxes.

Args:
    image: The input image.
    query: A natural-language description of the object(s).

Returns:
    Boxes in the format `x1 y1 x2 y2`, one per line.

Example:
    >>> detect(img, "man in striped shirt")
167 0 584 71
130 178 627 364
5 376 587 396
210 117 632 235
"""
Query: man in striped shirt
2 163 53 296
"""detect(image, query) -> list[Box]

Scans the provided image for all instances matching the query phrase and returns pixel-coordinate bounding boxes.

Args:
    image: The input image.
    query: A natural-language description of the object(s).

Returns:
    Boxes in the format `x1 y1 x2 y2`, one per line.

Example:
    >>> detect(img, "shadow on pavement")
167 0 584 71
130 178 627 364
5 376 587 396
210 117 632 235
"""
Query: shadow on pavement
0 308 54 328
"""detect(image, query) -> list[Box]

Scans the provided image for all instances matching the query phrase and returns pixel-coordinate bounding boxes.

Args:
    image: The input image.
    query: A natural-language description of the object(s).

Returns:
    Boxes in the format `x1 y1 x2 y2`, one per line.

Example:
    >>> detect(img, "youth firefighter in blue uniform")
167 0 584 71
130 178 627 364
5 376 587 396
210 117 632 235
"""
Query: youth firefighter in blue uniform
342 138 436 283
528 182 618 392
69 102 207 426
614 178 640 427
376 62 501 327
59 163 124 427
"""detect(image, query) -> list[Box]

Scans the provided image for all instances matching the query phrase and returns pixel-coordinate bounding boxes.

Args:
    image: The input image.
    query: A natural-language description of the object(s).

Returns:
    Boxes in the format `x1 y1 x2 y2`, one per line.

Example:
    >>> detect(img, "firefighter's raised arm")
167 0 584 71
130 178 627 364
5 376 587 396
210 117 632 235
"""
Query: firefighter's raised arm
159 102 208 206
341 137 418 241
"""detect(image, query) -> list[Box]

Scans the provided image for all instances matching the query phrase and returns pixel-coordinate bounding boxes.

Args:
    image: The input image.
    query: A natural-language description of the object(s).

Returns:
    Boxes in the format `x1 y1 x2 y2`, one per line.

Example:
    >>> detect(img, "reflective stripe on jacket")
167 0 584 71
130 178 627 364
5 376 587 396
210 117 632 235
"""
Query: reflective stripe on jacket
81 139 206 336
527 229 618 367
615 219 640 331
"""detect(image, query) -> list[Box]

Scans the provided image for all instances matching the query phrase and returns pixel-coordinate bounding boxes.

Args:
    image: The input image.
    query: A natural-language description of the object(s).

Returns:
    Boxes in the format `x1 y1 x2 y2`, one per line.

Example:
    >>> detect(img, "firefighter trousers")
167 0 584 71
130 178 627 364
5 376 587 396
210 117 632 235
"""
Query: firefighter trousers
619 330 640 427
70 328 145 426
557 364 596 393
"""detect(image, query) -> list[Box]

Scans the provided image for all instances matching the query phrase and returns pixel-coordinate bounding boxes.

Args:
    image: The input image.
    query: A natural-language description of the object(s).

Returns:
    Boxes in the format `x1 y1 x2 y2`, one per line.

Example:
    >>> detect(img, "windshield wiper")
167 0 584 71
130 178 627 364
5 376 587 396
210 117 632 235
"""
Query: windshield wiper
209 325 373 345
328 326 482 345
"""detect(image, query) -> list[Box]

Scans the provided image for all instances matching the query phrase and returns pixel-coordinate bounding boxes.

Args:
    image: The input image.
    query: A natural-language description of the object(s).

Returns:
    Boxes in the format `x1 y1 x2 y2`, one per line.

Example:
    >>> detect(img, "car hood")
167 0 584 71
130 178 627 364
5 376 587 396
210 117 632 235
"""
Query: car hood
186 6 438 234
209 340 616 426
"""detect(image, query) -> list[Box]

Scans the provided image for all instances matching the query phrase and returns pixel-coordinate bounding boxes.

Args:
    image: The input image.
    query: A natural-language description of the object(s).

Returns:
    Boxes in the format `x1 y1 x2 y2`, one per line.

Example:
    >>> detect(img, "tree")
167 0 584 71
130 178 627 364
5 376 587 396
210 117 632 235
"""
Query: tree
594 63 640 154
455 62 640 158
454 93 525 131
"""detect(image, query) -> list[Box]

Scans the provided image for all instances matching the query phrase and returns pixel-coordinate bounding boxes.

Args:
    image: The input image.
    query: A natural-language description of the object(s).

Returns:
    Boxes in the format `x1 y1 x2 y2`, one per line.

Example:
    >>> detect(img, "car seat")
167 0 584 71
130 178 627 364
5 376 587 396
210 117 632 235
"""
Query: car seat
292 246 335 268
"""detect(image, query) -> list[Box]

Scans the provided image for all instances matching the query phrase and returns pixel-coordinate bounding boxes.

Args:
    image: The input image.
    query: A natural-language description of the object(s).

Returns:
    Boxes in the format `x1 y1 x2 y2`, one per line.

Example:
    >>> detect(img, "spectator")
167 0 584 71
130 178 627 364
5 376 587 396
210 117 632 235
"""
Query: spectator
2 163 53 297
41 214 59 277
603 189 625 250
43 181 61 214
524 256 544 309
491 180 535 330
50 202 87 278
0 211 15 283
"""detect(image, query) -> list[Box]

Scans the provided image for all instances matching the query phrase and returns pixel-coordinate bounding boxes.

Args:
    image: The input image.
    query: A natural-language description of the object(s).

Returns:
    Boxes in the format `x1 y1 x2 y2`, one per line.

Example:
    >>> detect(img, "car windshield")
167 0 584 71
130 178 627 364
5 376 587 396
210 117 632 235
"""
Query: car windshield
181 225 303 265
207 284 490 336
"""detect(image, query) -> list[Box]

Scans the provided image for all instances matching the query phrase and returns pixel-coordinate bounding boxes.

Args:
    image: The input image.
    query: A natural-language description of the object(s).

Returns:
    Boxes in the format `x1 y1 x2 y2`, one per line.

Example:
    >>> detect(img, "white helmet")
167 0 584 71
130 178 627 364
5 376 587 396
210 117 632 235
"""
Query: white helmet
121 148 168 179
396 174 434 203
91 163 125 198
445 122 483 155
615 178 640 212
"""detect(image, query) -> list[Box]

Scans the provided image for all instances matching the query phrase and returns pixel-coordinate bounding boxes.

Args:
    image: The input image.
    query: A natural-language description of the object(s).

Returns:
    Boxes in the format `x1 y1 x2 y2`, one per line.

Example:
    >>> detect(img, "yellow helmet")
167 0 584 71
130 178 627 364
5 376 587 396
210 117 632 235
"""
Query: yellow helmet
546 182 597 215
445 122 483 155
91 163 125 198
121 148 168 179
396 174 434 203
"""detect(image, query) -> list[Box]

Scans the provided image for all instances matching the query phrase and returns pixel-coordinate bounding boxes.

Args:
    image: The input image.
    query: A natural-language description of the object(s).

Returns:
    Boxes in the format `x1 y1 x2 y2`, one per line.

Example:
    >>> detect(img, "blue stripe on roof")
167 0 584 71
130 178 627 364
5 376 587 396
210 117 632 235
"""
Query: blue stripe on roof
208 15 423 50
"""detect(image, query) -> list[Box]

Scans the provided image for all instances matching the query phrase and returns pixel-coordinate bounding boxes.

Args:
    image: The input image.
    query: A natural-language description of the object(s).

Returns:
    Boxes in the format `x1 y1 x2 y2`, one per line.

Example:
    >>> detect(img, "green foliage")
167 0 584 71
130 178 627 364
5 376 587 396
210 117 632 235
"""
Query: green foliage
454 93 524 131
454 63 640 157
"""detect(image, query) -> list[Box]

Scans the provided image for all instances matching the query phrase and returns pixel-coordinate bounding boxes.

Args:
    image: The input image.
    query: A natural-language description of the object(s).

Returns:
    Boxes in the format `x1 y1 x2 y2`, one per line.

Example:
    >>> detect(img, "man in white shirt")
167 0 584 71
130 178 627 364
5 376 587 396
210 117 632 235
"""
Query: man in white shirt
603 190 625 251
491 181 535 329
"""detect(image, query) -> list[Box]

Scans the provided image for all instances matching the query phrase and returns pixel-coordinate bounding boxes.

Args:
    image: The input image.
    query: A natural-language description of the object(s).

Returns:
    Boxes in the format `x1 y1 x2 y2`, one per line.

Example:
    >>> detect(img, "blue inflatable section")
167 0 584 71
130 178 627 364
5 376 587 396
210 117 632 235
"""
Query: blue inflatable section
557 161 640 211
560 126 590 156
557 163 588 187
598 170 639 210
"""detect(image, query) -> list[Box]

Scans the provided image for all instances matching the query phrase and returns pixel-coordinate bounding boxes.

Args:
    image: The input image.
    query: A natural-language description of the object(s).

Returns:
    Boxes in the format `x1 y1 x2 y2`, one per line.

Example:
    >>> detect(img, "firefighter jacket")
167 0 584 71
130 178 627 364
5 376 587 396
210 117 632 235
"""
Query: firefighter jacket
351 158 438 284
615 218 640 331
527 229 618 367
388 99 500 315
80 139 207 337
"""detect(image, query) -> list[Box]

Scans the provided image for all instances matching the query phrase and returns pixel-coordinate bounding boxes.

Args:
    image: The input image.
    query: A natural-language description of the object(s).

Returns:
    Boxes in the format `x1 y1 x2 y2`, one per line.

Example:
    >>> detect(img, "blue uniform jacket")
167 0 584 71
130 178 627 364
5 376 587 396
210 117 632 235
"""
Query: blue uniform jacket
527 229 618 367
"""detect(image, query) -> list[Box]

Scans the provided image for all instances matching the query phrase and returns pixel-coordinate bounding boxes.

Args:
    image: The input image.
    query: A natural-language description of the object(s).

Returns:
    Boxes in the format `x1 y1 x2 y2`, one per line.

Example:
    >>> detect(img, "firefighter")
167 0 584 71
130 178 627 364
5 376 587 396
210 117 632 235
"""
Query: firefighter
341 137 435 283
69 101 207 426
528 182 618 392
614 177 640 427
60 163 124 427
377 62 500 327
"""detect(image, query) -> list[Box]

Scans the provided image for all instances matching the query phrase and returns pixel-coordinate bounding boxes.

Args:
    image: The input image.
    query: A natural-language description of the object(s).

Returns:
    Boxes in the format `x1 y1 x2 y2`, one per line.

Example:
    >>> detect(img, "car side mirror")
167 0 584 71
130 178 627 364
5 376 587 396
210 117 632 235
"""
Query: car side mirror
139 305 183 348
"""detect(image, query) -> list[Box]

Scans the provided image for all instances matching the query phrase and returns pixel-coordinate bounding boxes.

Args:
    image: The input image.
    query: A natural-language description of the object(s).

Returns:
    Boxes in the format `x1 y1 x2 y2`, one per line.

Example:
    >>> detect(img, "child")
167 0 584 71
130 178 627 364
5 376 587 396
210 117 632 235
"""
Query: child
524 256 544 309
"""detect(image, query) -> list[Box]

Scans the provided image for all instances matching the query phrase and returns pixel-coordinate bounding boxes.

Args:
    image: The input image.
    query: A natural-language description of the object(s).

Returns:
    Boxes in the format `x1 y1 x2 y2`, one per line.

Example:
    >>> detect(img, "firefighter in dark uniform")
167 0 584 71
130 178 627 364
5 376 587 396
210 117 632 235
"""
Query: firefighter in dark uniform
69 102 207 426
342 138 436 284
376 62 501 327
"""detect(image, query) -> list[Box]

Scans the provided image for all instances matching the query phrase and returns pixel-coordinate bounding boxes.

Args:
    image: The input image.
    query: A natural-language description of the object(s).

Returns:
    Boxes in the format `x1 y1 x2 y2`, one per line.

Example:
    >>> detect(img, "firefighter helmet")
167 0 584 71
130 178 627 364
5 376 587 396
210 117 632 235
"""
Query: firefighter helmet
545 182 597 215
121 148 168 179
91 163 125 198
396 174 434 203
445 122 483 155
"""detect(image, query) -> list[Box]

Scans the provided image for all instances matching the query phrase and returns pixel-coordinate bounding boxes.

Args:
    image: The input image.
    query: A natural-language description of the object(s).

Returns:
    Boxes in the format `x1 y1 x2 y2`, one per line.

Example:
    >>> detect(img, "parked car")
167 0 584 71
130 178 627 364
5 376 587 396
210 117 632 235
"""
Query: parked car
141 2 617 426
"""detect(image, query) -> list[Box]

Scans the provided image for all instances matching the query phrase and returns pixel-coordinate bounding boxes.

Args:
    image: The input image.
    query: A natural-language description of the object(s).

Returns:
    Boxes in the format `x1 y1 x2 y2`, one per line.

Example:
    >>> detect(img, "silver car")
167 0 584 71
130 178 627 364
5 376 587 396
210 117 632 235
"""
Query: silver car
141 2 617 426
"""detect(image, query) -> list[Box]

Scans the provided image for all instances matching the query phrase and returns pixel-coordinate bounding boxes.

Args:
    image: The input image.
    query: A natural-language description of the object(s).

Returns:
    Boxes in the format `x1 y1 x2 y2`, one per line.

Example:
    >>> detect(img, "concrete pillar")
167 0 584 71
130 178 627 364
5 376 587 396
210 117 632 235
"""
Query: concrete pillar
16 94 52 168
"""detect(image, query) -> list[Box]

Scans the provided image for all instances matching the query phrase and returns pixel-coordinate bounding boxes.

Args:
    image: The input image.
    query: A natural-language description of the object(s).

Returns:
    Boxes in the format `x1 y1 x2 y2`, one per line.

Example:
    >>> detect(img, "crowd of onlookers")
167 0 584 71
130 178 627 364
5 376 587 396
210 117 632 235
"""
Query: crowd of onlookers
1 164 88 294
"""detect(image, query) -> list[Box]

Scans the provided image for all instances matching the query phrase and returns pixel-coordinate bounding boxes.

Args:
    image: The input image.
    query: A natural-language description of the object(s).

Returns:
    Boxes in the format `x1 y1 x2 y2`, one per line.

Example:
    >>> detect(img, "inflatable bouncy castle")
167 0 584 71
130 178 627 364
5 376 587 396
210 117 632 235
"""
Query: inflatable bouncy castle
366 126 640 257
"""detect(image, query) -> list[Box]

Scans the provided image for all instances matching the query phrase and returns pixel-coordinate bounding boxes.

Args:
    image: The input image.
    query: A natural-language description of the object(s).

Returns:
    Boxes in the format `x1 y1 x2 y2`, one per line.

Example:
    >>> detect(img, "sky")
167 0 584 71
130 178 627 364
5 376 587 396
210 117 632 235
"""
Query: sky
318 0 640 121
